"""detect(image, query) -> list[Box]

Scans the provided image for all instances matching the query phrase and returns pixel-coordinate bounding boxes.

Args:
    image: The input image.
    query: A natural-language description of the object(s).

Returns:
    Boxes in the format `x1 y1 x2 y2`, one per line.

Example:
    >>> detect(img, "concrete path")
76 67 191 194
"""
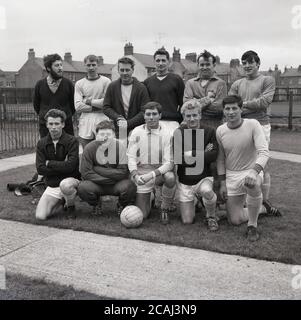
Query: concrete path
0 150 300 174
0 153 35 172
0 219 300 300
270 151 301 163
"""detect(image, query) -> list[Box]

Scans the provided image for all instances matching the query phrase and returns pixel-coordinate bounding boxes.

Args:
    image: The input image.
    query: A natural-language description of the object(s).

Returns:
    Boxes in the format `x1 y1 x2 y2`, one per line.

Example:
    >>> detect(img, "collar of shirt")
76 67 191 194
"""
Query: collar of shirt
47 75 62 87
143 124 162 135
194 73 219 82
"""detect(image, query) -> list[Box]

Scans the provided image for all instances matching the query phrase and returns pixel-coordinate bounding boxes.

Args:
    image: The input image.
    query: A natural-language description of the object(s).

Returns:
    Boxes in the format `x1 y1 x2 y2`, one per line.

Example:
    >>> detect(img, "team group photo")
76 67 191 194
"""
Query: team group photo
0 0 300 302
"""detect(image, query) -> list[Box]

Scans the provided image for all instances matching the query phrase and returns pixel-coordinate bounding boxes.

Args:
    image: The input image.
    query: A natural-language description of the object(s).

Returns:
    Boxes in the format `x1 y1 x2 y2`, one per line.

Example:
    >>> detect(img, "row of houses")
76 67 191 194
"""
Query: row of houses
1 43 301 88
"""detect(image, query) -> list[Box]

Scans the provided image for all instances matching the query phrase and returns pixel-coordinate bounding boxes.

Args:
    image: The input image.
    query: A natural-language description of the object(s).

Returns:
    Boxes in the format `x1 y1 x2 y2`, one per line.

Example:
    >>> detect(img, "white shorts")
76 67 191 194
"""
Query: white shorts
226 169 264 196
136 168 165 194
261 124 271 145
43 186 63 200
176 177 213 202
78 113 109 139
44 178 80 199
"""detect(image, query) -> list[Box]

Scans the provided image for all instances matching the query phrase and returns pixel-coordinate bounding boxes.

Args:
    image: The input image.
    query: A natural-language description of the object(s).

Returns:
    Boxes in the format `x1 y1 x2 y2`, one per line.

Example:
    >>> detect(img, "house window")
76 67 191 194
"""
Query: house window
298 78 301 85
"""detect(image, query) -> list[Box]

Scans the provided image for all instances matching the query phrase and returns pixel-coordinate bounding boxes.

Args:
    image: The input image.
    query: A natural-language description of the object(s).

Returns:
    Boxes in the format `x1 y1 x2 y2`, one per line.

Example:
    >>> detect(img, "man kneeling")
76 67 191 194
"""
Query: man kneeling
174 100 219 230
216 95 270 241
35 109 80 220
127 101 176 224
78 120 136 215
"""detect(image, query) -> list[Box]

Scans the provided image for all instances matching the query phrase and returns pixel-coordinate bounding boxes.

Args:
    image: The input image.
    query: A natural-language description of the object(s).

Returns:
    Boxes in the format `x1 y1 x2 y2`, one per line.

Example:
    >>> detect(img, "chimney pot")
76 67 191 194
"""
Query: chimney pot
28 48 35 60
124 42 134 56
64 52 72 64
98 56 104 65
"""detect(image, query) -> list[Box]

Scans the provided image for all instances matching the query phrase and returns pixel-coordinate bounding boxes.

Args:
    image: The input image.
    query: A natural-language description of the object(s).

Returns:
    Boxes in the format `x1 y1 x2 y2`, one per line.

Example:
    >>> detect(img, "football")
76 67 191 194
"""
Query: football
120 205 144 228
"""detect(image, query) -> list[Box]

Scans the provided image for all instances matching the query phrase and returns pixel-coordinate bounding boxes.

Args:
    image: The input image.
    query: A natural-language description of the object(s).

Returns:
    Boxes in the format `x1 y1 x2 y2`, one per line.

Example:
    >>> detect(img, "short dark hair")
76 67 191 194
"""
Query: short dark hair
141 101 162 114
43 54 63 71
95 120 115 133
197 50 216 64
44 109 66 122
222 95 243 109
153 47 170 60
241 50 260 64
117 56 135 69
84 54 99 64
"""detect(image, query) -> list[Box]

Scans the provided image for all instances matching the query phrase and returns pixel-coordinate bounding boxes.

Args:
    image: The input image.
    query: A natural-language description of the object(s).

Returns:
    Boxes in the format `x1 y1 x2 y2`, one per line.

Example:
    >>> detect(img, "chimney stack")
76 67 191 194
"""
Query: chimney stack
98 56 104 65
124 42 134 56
230 59 240 68
28 48 35 60
172 47 181 62
185 52 197 63
64 52 72 64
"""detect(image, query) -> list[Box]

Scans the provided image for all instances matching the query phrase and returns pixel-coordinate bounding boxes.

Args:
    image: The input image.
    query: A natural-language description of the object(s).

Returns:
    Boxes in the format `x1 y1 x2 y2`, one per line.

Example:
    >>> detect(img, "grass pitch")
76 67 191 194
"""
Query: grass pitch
0 158 300 265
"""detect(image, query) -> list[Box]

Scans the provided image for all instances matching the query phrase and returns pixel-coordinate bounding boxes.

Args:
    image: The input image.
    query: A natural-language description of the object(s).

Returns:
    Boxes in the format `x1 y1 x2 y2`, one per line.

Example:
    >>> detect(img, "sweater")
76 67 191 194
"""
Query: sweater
175 124 218 185
103 77 150 131
36 131 80 187
80 139 129 185
184 75 227 120
143 73 184 123
33 77 75 123
216 119 269 175
228 74 275 125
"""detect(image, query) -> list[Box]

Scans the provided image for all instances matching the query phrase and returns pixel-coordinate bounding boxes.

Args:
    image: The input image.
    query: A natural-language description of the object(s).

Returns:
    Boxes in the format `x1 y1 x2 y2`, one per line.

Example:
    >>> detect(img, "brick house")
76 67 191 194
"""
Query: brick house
15 49 113 88
112 43 245 87
0 69 16 87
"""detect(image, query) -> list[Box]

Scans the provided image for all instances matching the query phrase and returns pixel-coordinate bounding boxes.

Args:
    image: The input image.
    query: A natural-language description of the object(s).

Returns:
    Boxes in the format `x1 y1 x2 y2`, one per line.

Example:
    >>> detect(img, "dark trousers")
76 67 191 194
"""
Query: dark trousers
78 179 137 207
39 117 74 138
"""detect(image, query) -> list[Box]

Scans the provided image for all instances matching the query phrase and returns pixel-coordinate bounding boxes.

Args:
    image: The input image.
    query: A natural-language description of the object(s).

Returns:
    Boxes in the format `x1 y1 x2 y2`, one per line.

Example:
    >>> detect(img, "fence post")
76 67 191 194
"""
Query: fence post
2 93 7 121
288 91 293 130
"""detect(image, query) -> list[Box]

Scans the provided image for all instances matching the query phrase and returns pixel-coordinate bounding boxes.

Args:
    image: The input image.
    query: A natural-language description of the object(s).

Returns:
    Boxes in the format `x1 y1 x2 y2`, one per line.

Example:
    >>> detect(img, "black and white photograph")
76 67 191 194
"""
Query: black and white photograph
0 0 300 305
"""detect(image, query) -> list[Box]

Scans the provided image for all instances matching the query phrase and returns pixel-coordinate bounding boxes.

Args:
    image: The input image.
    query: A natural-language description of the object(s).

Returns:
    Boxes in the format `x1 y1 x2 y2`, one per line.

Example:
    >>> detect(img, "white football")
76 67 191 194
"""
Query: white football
120 205 143 228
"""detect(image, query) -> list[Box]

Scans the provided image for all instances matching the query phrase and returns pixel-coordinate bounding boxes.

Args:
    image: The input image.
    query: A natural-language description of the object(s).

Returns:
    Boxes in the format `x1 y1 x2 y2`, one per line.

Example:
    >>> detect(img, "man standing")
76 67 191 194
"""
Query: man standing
174 100 219 230
143 48 185 135
184 50 227 129
229 50 281 216
34 54 75 137
103 56 149 138
127 102 176 223
74 55 111 149
78 120 136 215
35 109 80 220
216 95 272 241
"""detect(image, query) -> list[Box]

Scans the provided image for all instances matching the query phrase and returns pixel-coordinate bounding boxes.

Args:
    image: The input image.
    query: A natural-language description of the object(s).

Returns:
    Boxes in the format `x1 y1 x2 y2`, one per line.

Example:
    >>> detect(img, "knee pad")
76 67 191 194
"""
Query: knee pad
60 178 79 196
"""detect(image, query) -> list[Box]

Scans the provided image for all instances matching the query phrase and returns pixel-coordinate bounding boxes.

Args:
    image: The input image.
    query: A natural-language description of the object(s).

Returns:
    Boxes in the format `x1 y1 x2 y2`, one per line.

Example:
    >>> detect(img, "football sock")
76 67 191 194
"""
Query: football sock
203 193 217 218
246 194 263 228
262 172 271 201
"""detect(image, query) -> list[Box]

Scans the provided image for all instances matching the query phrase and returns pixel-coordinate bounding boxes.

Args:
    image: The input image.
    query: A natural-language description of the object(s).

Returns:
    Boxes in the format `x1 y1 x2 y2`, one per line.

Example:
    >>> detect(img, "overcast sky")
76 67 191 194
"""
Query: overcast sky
1 0 301 72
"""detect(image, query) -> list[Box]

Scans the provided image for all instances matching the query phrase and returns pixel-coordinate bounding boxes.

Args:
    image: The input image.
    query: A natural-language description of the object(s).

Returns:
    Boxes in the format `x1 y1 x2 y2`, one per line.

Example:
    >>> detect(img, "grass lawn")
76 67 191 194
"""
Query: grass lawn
0 158 300 265
0 273 108 300
270 129 301 154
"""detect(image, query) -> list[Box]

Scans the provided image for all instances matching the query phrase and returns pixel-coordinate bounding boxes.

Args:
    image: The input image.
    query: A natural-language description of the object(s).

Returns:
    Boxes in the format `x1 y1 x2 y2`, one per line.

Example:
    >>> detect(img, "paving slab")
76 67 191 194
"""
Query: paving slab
0 220 60 256
0 154 35 172
0 220 300 300
270 151 301 163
